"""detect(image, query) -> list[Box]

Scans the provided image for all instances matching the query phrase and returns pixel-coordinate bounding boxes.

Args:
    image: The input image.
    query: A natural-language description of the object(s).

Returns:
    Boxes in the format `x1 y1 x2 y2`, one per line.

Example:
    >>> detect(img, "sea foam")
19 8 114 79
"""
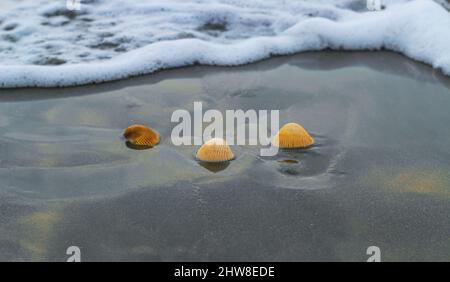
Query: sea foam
0 0 449 88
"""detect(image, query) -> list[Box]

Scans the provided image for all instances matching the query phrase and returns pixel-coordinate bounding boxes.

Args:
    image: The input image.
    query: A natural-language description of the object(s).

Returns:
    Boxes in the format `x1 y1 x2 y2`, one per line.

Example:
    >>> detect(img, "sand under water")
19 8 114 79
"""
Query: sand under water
1 51 450 261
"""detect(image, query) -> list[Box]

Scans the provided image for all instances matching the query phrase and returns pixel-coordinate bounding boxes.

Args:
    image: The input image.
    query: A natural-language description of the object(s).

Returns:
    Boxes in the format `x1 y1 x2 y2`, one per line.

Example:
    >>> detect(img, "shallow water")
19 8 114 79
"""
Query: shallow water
1 51 450 261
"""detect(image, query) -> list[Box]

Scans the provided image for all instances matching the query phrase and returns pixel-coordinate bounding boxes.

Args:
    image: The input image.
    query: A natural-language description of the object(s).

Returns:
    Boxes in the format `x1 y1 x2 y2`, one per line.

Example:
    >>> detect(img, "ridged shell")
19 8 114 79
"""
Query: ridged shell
272 123 314 149
196 138 234 163
123 124 160 147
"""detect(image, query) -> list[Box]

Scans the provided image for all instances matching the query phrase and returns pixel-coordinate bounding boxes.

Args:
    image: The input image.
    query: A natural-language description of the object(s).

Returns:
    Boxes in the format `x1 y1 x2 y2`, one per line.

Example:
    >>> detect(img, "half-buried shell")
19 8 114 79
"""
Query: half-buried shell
123 124 160 147
196 138 234 163
272 123 314 149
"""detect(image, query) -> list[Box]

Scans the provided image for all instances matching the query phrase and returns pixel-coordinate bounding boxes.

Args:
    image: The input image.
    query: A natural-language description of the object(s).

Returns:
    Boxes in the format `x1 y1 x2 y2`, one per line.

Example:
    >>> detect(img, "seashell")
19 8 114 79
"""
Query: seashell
272 123 314 149
123 124 160 147
196 138 234 163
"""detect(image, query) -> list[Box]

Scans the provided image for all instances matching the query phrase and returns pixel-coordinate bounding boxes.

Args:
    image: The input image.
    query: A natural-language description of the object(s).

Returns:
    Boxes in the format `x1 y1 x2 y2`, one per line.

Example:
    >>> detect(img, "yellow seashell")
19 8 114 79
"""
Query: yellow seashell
272 123 314 149
196 138 234 163
123 124 160 147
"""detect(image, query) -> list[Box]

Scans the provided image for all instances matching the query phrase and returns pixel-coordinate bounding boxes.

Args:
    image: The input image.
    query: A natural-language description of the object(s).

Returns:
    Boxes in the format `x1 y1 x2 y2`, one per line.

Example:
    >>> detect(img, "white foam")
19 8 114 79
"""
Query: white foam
0 0 449 88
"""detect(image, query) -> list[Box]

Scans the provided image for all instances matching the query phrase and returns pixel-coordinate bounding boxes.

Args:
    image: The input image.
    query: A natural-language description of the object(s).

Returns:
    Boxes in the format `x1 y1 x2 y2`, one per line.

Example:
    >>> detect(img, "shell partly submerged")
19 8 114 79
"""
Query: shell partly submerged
196 138 234 163
123 124 160 147
272 123 314 149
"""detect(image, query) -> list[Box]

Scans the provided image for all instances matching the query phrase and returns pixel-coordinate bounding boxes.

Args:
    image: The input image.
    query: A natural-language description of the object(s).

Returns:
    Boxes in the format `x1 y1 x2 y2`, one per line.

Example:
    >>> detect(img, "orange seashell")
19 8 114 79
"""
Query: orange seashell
123 124 160 147
272 123 314 149
196 138 234 163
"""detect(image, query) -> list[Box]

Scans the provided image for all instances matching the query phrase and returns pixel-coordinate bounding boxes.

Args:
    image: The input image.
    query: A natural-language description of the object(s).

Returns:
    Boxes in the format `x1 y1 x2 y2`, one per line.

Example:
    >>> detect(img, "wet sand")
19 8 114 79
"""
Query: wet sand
1 51 450 261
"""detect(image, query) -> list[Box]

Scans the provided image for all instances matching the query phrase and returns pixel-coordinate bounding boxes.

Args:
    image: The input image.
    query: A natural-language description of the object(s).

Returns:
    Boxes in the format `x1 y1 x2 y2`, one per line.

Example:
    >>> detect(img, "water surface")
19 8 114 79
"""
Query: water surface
0 51 450 261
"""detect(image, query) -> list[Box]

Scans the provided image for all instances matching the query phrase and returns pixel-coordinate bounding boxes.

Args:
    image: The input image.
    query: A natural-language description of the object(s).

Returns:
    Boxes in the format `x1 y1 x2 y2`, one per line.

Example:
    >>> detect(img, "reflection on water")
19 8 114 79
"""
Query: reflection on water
363 167 450 196
19 209 62 261
1 52 450 261
125 141 154 150
198 161 231 173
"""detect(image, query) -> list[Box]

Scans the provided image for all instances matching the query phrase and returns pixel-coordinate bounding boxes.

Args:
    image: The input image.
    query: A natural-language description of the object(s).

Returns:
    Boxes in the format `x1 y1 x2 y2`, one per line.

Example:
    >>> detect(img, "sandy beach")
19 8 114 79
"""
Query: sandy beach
0 51 450 261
